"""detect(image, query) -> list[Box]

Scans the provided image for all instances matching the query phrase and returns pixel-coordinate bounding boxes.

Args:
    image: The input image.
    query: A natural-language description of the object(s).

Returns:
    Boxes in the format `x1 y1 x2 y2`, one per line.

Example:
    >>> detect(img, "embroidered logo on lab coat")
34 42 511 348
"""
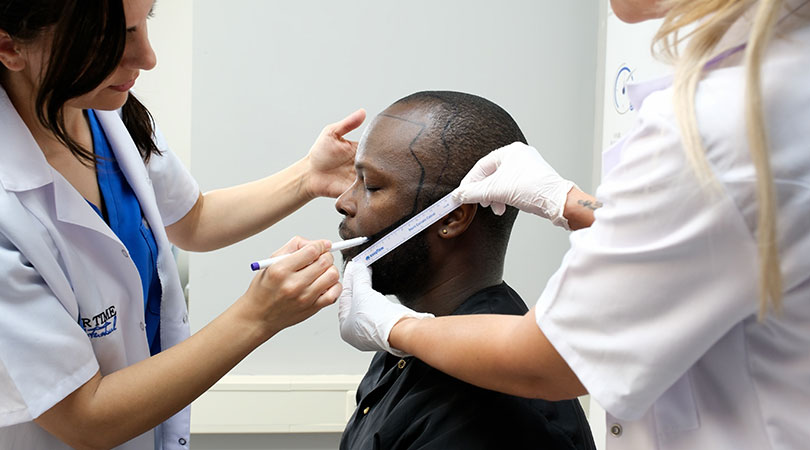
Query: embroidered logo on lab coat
80 306 118 338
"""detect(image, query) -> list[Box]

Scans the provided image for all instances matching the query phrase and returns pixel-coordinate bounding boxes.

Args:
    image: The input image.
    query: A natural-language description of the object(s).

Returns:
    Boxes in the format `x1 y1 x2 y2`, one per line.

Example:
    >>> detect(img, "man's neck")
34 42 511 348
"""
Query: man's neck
398 252 504 317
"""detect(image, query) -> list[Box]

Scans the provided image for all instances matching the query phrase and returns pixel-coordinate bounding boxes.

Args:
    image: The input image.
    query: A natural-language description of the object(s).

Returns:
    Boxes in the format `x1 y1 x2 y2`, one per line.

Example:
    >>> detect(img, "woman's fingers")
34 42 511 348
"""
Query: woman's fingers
267 238 332 270
330 109 366 138
266 240 339 306
272 236 325 257
243 237 342 334
313 281 342 310
290 249 334 281
302 264 341 307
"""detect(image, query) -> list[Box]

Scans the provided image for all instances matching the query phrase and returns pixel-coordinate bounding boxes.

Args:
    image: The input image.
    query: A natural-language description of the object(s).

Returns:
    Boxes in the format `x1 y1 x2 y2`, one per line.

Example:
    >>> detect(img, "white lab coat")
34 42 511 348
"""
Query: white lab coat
536 8 810 450
0 85 199 450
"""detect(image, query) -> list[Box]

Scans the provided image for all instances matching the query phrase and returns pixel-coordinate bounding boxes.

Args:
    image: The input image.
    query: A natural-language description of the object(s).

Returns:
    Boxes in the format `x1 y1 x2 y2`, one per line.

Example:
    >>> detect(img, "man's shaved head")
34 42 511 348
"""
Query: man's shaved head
387 91 525 245
337 91 526 302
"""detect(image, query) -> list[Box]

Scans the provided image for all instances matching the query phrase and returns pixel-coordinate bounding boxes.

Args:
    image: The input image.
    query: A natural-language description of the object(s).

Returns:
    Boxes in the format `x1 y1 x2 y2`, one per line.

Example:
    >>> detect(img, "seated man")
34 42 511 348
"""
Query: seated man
335 91 595 450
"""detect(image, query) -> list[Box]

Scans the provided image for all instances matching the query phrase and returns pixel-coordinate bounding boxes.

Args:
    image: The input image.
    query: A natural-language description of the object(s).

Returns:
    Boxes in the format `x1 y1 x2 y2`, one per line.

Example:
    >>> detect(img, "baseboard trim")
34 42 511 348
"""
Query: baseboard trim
190 375 363 434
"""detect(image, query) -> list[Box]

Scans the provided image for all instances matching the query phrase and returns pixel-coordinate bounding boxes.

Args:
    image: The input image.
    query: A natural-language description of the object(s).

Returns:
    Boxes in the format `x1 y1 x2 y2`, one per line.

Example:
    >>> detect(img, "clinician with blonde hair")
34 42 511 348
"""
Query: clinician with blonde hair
338 0 810 448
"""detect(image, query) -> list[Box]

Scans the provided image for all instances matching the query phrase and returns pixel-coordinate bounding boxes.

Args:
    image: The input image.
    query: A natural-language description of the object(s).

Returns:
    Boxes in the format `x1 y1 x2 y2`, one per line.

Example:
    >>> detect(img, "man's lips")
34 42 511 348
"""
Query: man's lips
337 207 420 262
338 226 369 260
338 221 357 243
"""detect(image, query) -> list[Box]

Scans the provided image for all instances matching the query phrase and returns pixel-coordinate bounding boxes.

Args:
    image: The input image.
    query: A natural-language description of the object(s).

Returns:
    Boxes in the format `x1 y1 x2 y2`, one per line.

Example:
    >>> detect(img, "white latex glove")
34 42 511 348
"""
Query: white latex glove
338 260 434 357
452 142 576 229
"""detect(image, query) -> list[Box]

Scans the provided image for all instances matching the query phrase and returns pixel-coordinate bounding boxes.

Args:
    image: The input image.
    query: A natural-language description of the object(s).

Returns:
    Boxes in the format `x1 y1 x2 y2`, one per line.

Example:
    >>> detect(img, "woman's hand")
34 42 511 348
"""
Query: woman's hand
35 236 342 450
303 109 366 199
452 142 576 229
241 237 342 338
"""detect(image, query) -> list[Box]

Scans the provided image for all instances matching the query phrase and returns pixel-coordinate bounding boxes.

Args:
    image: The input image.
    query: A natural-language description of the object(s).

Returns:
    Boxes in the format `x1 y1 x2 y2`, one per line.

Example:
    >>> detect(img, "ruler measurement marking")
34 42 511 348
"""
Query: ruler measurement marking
355 192 462 267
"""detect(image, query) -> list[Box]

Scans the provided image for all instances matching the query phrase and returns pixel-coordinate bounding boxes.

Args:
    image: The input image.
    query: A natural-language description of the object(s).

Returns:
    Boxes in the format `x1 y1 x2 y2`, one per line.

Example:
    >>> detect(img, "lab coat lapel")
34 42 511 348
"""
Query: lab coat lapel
0 85 121 243
94 110 170 257
51 174 123 242
0 88 52 192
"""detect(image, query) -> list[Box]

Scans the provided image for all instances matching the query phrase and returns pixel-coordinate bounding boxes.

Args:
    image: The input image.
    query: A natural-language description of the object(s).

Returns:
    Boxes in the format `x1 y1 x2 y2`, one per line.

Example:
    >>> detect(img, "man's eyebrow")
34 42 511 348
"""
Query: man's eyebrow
354 161 387 180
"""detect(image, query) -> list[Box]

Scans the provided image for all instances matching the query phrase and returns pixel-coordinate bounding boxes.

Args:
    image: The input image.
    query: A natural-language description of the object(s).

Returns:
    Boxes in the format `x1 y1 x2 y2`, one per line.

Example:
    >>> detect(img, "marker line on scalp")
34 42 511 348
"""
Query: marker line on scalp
250 236 368 271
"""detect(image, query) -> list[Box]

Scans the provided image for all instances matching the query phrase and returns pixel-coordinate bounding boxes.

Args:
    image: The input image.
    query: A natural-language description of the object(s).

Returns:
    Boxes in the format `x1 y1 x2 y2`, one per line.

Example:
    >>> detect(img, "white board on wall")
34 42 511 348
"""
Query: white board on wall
188 0 600 377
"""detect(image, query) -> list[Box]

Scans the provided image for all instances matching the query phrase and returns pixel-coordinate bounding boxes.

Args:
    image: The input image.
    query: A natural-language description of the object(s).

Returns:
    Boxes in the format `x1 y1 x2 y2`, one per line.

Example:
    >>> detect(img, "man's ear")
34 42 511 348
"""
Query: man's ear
437 203 477 239
0 31 25 72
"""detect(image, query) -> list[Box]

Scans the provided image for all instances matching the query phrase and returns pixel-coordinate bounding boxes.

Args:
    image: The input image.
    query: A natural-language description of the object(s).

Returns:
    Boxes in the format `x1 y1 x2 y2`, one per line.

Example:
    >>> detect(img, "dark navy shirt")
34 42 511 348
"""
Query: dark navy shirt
86 109 162 355
340 283 596 450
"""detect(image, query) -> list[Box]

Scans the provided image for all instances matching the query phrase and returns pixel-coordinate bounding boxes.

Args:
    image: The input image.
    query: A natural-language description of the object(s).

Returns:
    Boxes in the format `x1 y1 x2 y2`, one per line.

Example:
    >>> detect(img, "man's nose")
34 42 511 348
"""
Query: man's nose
335 188 356 217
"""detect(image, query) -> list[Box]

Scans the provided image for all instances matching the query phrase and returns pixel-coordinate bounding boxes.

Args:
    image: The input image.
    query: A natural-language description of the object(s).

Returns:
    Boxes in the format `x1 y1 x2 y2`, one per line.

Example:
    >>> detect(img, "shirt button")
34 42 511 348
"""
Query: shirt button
121 248 129 258
362 406 370 415
178 437 187 445
139 322 146 331
610 423 623 437
397 359 407 369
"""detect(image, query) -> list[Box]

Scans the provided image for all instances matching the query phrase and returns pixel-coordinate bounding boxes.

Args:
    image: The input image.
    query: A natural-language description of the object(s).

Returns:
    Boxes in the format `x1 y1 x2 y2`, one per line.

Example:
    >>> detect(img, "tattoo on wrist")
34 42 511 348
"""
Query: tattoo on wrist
578 199 603 211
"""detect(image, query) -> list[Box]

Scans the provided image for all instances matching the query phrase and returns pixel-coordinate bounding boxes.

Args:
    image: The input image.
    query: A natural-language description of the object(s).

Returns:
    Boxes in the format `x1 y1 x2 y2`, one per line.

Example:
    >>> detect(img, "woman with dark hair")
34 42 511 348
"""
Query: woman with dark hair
0 0 364 449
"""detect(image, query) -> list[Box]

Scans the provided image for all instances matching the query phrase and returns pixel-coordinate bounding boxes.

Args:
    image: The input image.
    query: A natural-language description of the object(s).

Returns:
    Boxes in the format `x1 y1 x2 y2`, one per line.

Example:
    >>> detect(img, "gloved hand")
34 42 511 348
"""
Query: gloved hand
338 260 434 357
452 142 576 229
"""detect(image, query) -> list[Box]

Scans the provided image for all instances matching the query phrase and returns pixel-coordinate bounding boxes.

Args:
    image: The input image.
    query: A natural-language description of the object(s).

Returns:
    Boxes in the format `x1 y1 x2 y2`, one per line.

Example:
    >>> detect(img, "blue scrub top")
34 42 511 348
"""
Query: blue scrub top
86 109 162 355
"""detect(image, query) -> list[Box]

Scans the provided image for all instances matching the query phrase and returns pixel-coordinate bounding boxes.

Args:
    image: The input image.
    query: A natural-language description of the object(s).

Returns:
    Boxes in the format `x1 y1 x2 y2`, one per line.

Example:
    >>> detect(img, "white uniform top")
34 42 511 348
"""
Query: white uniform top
536 8 810 450
0 85 199 450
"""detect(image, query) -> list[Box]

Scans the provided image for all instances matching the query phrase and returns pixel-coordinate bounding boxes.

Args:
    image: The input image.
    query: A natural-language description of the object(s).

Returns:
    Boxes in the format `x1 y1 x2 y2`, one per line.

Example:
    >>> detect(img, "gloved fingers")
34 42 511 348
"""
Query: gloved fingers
452 177 494 206
504 141 540 159
337 261 360 322
450 186 465 204
345 259 373 288
337 284 352 322
339 261 376 316
491 202 506 216
337 290 349 312
459 148 503 187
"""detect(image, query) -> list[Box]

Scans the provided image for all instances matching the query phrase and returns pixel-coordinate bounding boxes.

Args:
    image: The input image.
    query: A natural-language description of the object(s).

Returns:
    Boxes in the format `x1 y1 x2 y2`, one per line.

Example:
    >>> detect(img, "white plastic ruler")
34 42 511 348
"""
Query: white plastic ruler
355 192 462 267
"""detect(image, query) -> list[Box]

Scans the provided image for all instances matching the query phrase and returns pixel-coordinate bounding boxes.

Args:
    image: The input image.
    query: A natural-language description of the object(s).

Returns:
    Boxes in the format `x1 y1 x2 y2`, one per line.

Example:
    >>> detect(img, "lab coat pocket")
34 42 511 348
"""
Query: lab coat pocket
653 372 700 435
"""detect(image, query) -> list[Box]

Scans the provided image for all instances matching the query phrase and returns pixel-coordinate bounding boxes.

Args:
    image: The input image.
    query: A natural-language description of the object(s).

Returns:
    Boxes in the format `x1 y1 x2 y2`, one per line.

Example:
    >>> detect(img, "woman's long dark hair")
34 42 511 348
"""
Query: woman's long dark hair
0 0 161 164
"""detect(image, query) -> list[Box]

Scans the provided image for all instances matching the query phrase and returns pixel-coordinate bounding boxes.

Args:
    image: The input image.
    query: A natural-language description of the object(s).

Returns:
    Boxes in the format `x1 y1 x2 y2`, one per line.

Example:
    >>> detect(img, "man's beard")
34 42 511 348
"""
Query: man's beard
340 215 433 306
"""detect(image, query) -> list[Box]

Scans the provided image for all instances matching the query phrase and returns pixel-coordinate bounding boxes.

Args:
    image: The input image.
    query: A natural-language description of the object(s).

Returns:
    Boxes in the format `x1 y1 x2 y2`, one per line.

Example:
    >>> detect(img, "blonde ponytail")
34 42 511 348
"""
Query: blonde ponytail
653 0 785 317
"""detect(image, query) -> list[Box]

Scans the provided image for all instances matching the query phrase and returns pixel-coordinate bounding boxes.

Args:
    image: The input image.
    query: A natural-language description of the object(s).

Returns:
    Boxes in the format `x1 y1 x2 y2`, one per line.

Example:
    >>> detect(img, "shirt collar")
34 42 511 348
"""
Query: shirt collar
0 85 54 192
450 282 527 316
626 74 673 113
